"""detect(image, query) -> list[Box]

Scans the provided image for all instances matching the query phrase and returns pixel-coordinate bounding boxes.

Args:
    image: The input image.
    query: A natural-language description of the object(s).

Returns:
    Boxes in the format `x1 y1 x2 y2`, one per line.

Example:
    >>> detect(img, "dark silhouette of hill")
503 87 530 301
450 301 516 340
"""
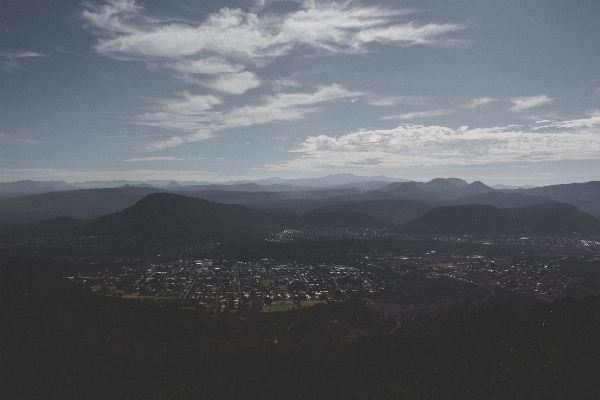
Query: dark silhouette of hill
399 203 600 234
507 203 600 235
381 178 494 201
0 187 166 217
515 181 600 218
84 194 411 241
173 190 281 205
306 199 432 226
85 193 288 241
452 191 556 208
0 187 167 236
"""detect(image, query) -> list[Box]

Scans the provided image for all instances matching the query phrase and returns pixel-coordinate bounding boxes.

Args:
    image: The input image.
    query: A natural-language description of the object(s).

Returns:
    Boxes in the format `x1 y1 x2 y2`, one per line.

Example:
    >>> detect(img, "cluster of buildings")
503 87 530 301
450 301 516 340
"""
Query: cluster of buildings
66 258 386 311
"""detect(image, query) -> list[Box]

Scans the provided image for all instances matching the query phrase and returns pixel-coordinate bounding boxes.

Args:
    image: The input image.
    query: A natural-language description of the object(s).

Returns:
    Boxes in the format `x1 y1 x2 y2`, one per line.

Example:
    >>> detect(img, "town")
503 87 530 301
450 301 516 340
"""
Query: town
67 235 597 313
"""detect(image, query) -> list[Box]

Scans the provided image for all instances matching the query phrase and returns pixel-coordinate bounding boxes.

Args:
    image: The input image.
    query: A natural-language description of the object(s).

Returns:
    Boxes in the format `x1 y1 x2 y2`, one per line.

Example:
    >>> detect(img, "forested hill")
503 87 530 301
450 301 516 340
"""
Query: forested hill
399 203 600 235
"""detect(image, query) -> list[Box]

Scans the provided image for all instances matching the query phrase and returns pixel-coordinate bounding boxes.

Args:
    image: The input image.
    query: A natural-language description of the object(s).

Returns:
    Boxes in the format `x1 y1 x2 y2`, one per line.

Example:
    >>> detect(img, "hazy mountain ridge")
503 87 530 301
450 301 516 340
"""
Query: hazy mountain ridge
2 178 599 240
399 203 600 235
381 178 494 200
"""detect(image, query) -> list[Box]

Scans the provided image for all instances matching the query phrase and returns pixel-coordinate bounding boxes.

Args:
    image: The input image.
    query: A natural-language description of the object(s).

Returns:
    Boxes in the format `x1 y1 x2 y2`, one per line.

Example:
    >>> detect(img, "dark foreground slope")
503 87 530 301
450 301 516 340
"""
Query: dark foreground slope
517 181 600 218
3 263 600 399
305 199 432 226
399 203 600 235
85 193 288 241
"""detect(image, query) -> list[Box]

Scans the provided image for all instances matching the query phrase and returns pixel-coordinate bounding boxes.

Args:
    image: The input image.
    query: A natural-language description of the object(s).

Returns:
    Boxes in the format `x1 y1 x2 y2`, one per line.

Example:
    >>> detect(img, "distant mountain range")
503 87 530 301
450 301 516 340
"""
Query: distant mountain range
1 177 599 240
0 174 410 197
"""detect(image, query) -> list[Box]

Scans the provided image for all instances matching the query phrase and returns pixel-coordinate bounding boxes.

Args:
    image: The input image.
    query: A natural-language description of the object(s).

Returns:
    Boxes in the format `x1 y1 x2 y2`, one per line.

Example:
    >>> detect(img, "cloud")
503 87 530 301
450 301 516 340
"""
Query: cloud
270 121 600 171
585 109 600 117
368 95 427 106
1 51 46 72
141 84 360 150
508 95 553 112
462 97 496 109
203 71 261 94
85 2 463 60
83 1 464 95
166 57 244 74
222 84 361 127
272 77 301 92
543 113 600 129
382 109 451 120
125 156 184 162
81 1 465 148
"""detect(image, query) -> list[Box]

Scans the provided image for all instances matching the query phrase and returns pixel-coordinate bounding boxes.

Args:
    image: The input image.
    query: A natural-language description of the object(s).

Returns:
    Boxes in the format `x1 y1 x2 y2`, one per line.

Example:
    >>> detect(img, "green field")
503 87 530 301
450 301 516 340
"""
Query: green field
91 285 101 292
122 294 181 300
262 304 297 312
278 285 288 291
261 279 275 285
301 300 327 307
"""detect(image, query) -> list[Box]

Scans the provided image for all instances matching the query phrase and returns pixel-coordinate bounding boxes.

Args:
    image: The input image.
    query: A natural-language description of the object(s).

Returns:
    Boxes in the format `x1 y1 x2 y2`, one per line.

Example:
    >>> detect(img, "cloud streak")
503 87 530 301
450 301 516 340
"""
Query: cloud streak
271 121 600 171
463 97 496 109
1 51 46 72
508 95 553 112
382 109 451 120
142 84 361 151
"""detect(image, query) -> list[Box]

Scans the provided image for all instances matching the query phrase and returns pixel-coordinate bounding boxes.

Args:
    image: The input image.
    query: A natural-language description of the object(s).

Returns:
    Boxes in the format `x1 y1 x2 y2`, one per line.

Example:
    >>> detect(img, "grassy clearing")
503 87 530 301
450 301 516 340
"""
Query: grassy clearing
91 285 101 292
278 285 288 291
262 304 297 312
300 300 327 308
121 294 181 300
261 279 275 285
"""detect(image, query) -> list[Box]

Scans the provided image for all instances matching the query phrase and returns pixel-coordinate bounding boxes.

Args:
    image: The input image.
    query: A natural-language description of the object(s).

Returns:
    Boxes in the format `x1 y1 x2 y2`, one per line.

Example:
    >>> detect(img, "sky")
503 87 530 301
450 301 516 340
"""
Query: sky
1 0 600 185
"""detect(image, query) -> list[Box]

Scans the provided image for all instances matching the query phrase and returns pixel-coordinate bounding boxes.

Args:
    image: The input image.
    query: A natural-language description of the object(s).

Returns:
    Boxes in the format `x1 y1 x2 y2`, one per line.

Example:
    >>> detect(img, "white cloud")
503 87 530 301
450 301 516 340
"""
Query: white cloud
1 51 46 72
585 109 600 117
508 95 553 112
368 95 427 106
158 92 221 114
270 121 600 171
222 84 361 127
140 84 360 150
166 58 243 74
545 114 600 129
83 1 464 75
203 71 261 94
80 1 465 149
462 97 496 109
272 77 301 92
81 0 143 34
382 109 451 120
